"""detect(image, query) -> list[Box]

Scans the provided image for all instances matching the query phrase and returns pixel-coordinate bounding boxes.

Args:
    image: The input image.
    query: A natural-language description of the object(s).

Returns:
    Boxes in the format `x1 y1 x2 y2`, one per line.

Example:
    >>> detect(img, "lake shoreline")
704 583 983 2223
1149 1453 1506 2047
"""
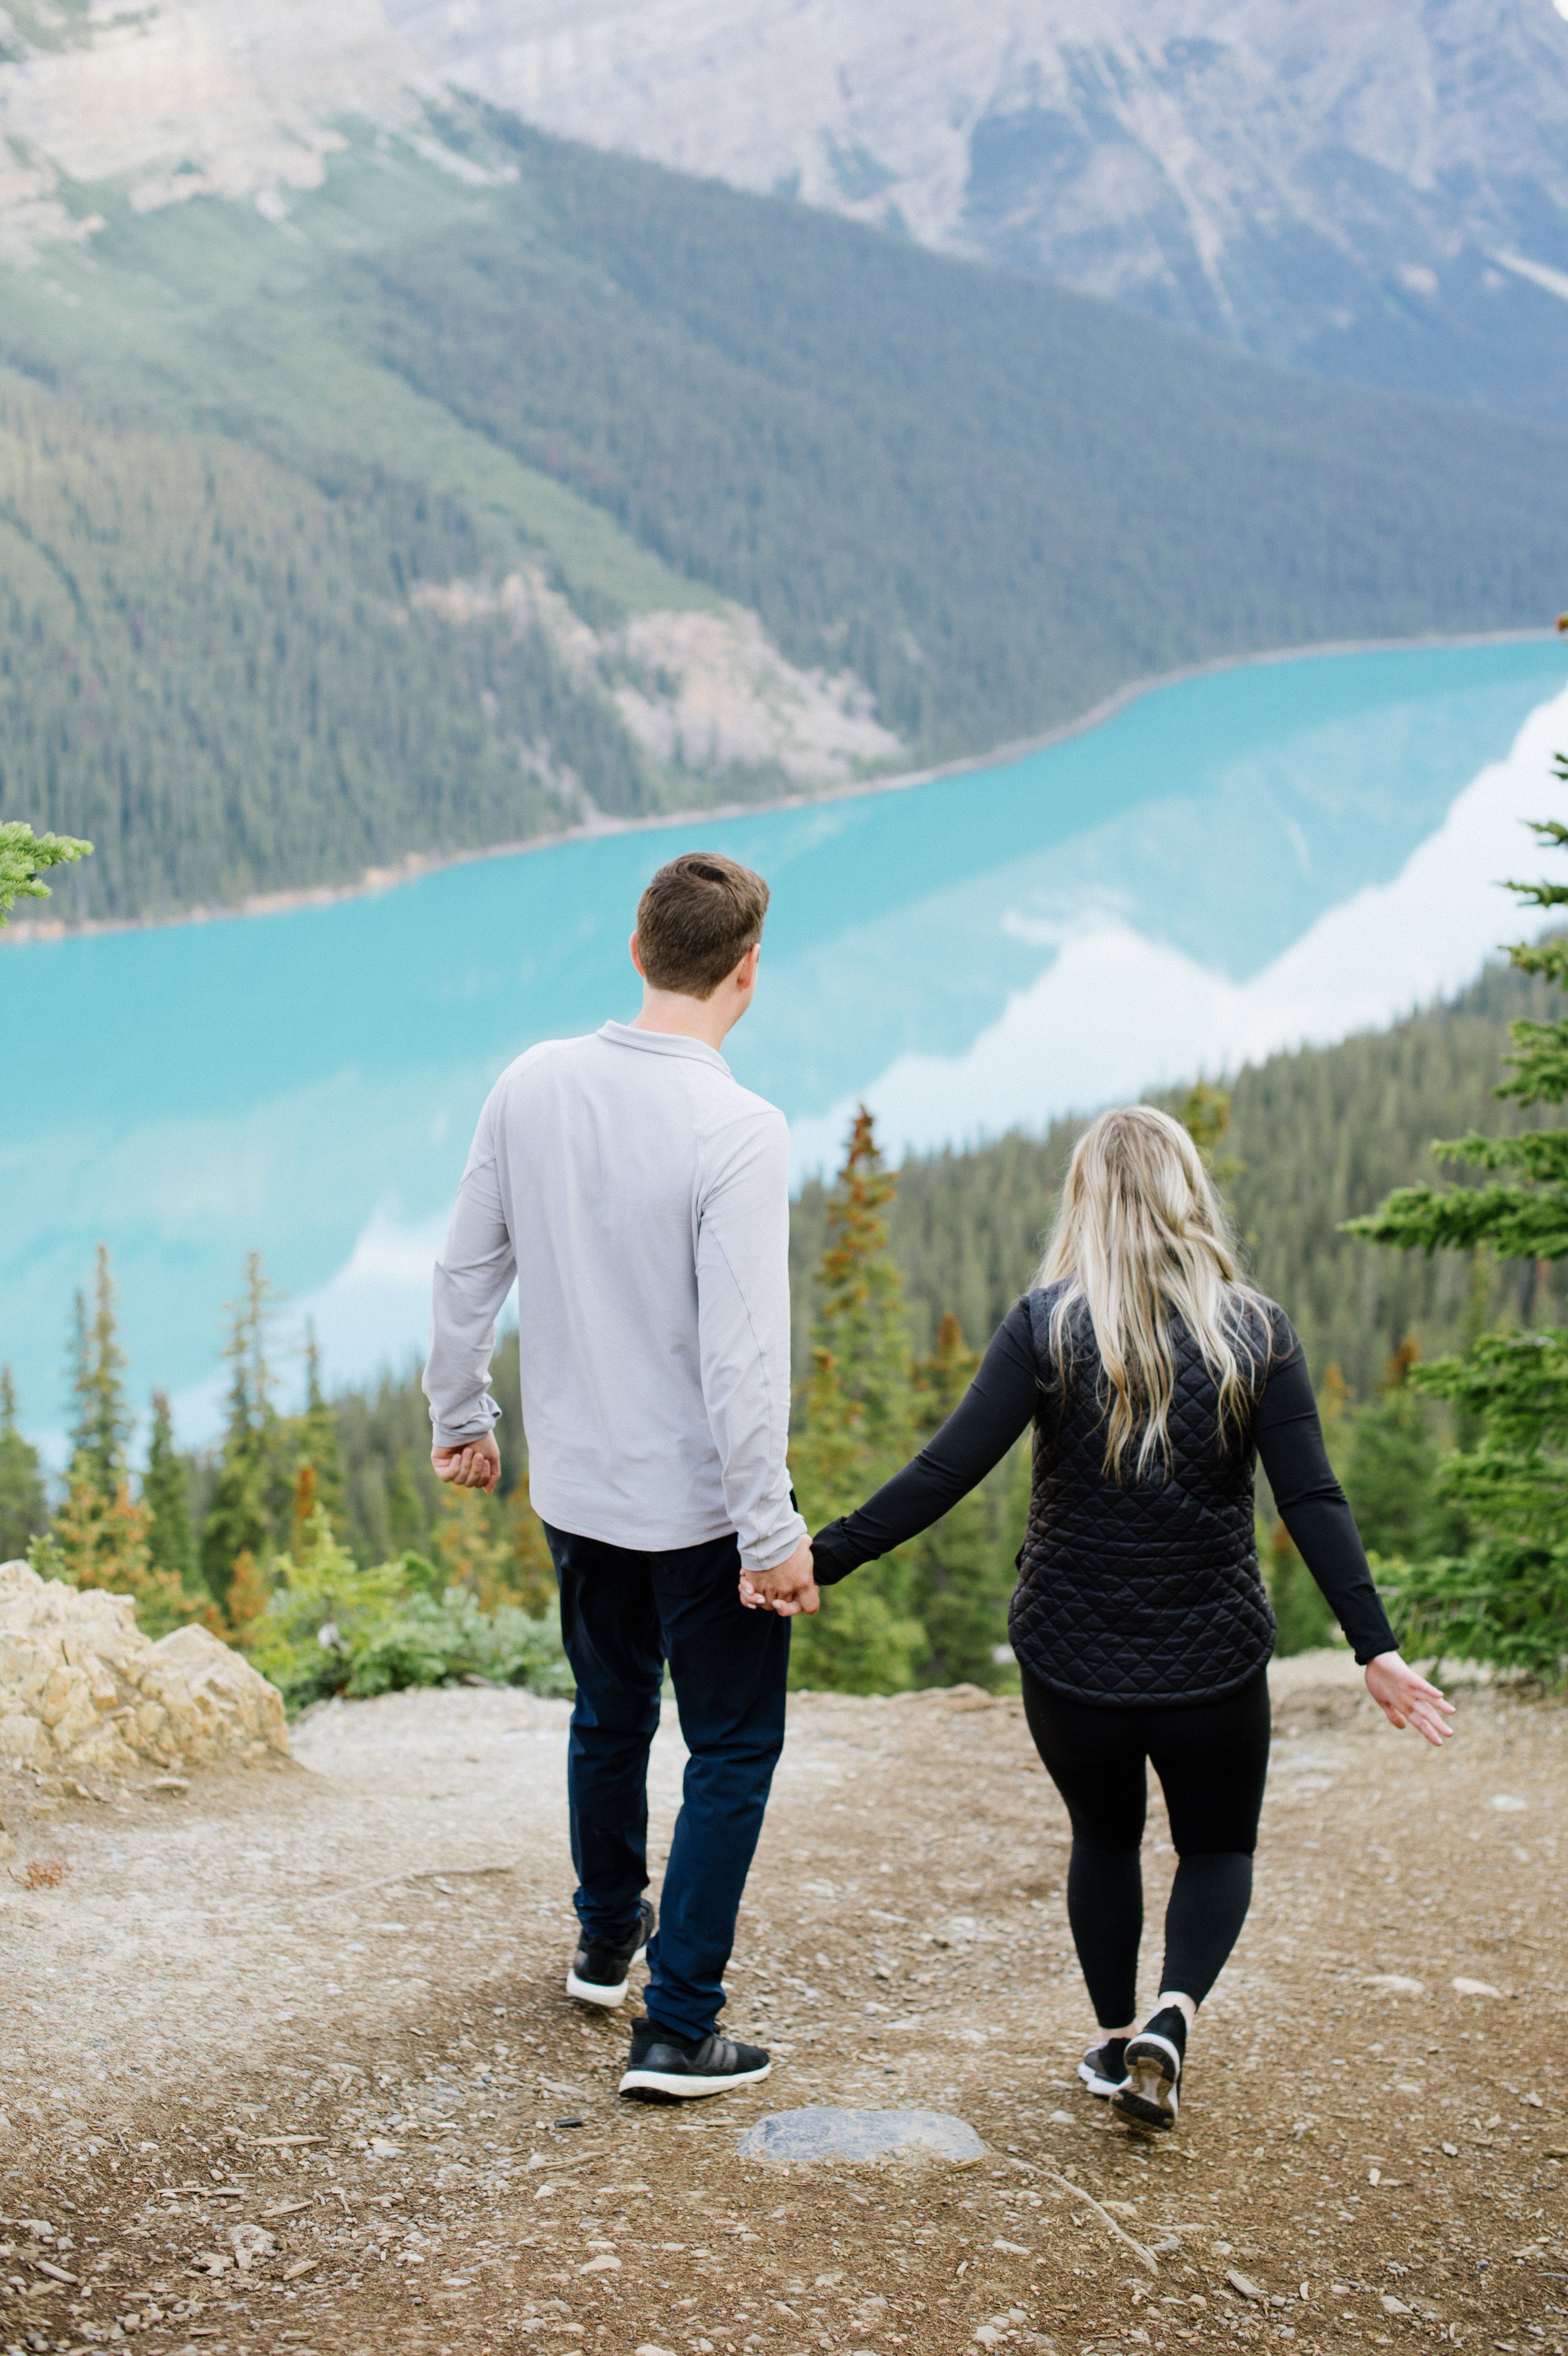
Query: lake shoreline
6 626 1558 947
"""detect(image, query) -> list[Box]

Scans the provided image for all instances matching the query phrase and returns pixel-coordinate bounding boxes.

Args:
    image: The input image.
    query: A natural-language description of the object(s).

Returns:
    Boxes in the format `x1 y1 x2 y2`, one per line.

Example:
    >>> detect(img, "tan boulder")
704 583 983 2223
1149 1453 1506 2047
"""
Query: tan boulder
0 1561 289 1775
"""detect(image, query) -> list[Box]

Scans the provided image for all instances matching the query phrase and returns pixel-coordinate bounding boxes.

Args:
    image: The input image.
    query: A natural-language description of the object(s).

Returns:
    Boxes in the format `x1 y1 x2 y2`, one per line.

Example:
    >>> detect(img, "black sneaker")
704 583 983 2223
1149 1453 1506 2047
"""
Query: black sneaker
1078 2036 1130 2098
618 2016 771 2102
566 1898 655 2010
1112 2006 1187 2131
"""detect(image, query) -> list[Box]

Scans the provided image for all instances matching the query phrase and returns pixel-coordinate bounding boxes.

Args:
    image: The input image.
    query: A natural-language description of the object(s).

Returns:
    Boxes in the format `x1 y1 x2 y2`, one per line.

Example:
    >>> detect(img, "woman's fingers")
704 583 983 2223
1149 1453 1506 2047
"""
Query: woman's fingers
1364 1653 1456 1744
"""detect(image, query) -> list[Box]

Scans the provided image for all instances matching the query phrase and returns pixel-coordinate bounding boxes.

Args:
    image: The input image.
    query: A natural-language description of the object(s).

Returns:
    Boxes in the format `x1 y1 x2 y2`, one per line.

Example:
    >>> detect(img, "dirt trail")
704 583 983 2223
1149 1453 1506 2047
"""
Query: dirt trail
1 1653 1564 2356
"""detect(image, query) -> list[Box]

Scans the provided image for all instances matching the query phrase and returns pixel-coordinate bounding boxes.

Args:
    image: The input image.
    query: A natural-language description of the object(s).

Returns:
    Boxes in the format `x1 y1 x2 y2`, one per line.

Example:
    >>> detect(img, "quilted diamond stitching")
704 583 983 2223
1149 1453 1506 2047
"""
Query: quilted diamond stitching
1009 1286 1284 1706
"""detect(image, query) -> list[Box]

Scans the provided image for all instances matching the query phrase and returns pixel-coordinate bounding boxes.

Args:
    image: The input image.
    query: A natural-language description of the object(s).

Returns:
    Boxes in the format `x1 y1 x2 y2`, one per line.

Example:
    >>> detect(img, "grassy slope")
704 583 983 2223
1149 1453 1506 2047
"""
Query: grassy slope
3 108 1567 915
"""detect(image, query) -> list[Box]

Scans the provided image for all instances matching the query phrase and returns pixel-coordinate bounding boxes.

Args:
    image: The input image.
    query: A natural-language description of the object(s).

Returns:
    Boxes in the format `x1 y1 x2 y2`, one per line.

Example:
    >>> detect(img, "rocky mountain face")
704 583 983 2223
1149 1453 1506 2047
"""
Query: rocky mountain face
391 0 1568 418
3 0 1564 413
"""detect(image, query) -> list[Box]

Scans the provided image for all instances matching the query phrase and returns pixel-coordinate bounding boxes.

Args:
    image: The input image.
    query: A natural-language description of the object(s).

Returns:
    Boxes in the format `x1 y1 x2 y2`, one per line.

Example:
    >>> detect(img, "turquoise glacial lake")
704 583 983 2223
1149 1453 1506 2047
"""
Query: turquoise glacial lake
4 636 1567 1448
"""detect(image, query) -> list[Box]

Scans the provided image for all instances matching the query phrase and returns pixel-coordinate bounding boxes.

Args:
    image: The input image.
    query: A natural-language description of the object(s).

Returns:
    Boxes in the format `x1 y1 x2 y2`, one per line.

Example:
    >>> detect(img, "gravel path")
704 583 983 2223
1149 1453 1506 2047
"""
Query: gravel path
1 1653 1563 2356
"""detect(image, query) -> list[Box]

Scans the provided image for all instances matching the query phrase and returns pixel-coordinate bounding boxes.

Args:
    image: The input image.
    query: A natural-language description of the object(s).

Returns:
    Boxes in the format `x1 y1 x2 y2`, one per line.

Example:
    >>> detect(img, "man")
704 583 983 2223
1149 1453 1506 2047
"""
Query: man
423 851 817 2100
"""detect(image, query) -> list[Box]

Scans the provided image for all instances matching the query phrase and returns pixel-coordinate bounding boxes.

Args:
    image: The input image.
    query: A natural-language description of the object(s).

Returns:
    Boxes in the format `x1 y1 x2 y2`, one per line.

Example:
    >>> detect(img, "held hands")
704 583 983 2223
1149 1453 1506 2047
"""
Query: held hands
1364 1650 1455 1748
431 1432 501 1492
738 1534 820 1617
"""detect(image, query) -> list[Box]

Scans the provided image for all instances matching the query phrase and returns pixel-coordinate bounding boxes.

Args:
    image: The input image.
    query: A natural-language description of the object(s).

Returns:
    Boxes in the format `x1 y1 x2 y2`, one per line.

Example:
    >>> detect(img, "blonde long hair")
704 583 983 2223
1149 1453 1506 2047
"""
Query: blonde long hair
1035 1105 1269 1482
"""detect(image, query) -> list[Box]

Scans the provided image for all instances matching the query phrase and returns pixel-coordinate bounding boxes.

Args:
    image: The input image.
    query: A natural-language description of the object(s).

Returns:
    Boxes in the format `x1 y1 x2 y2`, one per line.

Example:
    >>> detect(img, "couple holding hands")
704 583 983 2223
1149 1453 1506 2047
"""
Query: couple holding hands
423 852 1450 2129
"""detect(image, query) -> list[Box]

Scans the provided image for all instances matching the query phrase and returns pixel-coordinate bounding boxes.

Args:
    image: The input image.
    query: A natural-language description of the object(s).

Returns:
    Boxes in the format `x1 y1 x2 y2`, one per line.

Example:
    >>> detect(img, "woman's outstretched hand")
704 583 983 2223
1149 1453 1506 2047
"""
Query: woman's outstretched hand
1364 1650 1454 1746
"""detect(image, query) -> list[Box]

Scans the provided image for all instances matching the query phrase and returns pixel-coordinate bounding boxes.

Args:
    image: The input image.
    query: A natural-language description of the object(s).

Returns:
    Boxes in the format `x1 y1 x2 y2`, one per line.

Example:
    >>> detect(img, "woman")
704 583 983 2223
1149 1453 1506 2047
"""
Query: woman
800 1106 1452 2130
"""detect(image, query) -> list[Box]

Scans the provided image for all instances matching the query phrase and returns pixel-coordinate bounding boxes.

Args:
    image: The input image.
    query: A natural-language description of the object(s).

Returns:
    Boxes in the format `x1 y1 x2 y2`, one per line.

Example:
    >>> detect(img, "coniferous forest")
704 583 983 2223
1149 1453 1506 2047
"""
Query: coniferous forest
3 115 1568 922
6 941 1566 1701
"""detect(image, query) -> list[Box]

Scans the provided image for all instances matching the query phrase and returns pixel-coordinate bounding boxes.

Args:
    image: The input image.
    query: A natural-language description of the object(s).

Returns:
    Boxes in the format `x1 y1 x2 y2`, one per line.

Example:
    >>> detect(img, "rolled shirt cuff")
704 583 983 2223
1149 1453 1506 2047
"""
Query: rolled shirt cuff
739 1509 810 1576
430 1409 501 1450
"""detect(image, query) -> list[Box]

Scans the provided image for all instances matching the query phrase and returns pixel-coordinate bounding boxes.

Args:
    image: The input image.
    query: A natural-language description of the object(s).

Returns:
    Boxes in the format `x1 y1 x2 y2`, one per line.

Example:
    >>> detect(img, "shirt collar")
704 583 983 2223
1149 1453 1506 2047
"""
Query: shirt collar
598 1019 731 1075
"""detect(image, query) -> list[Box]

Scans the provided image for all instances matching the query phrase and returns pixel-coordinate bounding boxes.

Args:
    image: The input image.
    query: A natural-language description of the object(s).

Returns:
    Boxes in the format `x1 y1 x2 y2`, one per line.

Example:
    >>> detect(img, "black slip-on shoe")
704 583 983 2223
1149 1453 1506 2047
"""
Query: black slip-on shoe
1112 2005 1187 2131
566 1898 656 2010
618 2015 771 2102
1078 2036 1130 2098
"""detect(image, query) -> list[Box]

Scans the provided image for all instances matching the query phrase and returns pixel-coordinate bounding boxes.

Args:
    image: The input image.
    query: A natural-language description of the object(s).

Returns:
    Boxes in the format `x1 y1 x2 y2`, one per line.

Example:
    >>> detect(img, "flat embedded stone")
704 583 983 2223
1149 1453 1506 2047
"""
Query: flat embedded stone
737 2106 985 2165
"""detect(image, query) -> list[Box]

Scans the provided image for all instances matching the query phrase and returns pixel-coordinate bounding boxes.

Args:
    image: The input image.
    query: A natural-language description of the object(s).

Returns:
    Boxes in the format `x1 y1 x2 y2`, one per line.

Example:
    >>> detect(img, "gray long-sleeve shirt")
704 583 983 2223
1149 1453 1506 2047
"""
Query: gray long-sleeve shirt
422 1021 807 1573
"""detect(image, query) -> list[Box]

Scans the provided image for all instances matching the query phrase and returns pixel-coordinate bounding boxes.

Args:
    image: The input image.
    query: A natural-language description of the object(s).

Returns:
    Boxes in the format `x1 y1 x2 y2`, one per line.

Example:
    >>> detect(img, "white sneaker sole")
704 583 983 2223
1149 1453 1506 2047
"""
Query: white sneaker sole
565 1941 649 2010
1112 2032 1181 2130
618 2057 771 2101
1078 2056 1126 2099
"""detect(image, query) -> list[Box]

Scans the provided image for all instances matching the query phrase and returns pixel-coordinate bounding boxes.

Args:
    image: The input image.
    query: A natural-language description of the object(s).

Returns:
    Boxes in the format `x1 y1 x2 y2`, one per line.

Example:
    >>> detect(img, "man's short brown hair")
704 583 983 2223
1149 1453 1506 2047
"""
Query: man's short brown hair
635 852 771 999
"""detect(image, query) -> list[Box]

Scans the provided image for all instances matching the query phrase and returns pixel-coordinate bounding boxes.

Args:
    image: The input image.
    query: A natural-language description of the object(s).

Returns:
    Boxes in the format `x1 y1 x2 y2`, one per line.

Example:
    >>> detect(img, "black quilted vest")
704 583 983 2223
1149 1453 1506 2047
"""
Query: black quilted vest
1008 1283 1278 1706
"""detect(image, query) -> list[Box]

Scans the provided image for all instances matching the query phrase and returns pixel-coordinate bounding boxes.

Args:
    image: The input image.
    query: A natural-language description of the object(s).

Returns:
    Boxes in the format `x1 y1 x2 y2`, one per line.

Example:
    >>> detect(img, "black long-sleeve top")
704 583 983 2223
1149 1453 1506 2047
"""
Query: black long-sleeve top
812 1297 1397 1671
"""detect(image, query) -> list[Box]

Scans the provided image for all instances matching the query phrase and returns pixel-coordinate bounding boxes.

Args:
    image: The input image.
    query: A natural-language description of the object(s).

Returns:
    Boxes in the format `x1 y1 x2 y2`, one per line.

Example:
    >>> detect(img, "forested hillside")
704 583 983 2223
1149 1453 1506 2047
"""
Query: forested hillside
789 955 1568 1401
0 375 653 918
3 115 1568 919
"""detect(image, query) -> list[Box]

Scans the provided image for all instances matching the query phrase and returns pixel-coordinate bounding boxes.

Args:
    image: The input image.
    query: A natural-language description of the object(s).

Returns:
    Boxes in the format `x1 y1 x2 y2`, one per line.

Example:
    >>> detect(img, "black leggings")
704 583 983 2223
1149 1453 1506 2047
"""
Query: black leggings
1021 1668 1271 2027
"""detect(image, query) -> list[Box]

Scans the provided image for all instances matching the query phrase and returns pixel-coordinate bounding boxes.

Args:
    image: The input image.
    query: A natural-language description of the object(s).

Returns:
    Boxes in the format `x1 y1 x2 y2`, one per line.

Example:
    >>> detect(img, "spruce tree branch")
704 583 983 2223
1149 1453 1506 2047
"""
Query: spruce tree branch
1495 1022 1568 1104
1342 1183 1568 1260
1507 936 1568 982
0 821 92 925
1429 1130 1568 1179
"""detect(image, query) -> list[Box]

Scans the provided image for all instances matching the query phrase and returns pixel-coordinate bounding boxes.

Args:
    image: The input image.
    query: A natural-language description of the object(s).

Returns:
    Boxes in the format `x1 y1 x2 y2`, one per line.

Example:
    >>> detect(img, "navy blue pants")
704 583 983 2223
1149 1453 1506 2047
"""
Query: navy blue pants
546 1522 790 2043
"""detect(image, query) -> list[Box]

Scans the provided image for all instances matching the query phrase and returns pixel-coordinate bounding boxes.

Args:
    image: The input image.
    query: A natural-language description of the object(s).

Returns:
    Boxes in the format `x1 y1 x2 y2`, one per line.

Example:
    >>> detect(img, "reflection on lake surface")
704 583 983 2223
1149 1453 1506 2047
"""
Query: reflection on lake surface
4 637 1565 1443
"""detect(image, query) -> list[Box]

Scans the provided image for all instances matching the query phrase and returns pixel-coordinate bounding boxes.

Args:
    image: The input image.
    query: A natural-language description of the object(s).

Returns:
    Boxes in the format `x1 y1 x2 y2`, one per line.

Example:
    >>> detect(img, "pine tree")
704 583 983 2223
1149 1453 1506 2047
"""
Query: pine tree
789 1110 928 1694
294 1326 347 1532
907 1312 1017 1688
43 1473 195 1637
68 1244 130 1505
386 1449 430 1556
1177 1081 1244 1188
434 1484 512 1610
200 1254 279 1608
1263 1521 1334 1656
223 1549 273 1650
142 1389 196 1588
1342 1342 1466 1563
0 1367 49 1563
1345 783 1568 1263
511 1468 558 1618
812 1108 915 1480
1345 777 1568 1675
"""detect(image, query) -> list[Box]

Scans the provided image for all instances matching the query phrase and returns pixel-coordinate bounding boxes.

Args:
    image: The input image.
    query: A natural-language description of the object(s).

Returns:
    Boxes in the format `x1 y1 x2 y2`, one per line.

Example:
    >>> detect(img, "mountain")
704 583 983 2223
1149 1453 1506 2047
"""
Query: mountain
391 0 1568 425
1 20 1567 920
5 3 1567 422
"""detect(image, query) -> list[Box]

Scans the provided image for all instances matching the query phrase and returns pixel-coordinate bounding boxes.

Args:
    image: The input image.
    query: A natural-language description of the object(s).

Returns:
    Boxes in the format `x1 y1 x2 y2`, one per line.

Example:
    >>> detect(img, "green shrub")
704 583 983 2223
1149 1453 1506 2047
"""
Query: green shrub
244 1505 571 1709
348 1587 575 1700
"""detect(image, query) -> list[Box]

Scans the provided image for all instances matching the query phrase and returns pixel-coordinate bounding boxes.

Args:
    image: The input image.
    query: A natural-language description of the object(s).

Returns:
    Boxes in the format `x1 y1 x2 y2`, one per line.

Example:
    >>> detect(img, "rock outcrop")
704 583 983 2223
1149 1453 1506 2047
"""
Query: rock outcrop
0 1562 289 1782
